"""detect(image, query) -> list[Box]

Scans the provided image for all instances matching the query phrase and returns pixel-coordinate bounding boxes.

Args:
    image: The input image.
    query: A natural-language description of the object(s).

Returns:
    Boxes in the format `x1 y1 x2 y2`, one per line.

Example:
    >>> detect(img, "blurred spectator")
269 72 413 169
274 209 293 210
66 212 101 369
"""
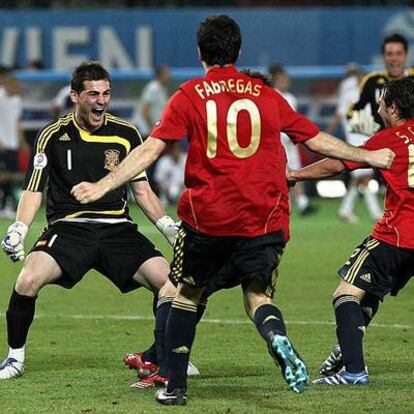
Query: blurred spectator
51 84 72 120
154 142 186 206
327 63 362 138
0 73 28 218
139 65 171 137
269 62 317 216
133 65 171 193
328 63 370 223
26 60 45 71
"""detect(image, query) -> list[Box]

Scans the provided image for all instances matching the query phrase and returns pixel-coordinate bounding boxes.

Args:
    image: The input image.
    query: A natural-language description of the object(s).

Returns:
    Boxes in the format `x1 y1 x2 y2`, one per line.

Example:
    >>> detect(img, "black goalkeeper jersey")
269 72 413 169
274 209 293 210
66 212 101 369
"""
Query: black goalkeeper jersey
24 112 146 224
350 68 414 129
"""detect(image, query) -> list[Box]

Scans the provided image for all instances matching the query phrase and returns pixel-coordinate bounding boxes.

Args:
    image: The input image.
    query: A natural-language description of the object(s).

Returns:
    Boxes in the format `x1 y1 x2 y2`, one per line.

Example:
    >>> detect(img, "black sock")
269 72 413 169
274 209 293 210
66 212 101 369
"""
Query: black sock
165 300 198 391
157 299 206 376
360 294 380 328
142 294 161 364
254 304 286 340
197 300 207 323
333 295 366 373
155 297 174 376
6 289 37 349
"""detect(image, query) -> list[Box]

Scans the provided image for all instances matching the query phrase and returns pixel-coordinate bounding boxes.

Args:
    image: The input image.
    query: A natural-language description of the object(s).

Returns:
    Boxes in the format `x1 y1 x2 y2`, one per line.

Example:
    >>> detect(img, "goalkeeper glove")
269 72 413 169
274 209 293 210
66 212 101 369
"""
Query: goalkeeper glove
1 221 28 263
156 215 180 246
349 110 380 136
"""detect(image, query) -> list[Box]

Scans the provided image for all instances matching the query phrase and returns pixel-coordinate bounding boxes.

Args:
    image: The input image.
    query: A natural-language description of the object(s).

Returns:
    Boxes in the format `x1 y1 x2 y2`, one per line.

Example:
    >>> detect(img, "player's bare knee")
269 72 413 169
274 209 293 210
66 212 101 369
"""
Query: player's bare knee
159 279 177 298
333 280 365 301
15 270 44 296
134 257 169 292
176 283 204 305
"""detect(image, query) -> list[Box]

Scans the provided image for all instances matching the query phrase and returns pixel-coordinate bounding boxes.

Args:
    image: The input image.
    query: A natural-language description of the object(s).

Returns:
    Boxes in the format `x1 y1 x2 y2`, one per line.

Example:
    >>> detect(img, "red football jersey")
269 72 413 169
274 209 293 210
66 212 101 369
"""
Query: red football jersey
344 119 414 248
151 66 319 238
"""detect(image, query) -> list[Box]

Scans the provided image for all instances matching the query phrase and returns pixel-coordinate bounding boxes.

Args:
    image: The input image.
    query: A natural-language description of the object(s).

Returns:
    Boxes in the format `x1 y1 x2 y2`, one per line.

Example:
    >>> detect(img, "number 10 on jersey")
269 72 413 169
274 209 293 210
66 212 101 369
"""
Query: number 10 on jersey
206 99 262 159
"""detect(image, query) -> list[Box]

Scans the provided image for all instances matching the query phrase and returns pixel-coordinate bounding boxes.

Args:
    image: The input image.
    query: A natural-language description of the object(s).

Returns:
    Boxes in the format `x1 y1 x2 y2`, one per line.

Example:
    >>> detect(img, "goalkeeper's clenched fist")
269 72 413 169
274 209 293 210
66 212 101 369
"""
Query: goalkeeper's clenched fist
349 109 381 136
1 221 28 262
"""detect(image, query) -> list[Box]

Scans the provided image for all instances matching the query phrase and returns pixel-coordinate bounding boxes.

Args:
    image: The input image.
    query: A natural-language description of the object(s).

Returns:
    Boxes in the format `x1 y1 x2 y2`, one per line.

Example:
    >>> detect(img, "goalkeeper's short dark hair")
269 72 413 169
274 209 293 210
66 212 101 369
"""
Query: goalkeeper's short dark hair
383 79 414 120
382 33 408 54
71 61 111 93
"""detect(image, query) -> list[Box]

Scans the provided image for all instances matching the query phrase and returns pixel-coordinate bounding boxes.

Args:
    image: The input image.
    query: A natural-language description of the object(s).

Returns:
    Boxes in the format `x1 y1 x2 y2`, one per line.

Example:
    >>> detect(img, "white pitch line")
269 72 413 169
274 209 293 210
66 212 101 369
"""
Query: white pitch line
0 313 410 330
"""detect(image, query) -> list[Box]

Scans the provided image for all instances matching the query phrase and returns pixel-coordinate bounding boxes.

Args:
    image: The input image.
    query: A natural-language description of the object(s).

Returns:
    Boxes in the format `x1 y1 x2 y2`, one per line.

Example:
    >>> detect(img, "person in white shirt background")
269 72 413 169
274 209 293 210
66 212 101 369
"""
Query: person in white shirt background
154 142 186 206
51 84 72 121
0 70 28 219
133 65 171 194
269 62 317 216
327 63 382 223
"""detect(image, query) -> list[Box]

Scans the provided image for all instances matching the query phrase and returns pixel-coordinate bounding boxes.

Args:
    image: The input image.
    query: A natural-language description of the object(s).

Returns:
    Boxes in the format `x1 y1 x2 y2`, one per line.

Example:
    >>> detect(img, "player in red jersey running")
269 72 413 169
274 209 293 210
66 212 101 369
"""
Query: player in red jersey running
72 16 394 405
288 78 414 386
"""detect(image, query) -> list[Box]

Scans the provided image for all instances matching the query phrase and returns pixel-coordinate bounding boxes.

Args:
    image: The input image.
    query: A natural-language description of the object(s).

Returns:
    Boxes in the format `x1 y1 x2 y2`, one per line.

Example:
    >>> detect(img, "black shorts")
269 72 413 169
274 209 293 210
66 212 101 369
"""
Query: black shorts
338 236 414 300
30 221 164 293
170 223 286 299
0 150 19 173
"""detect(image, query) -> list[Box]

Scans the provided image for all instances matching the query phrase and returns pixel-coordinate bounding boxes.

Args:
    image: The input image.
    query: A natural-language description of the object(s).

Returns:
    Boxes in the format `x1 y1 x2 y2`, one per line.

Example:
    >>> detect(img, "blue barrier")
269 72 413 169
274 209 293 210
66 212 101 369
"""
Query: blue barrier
14 64 382 82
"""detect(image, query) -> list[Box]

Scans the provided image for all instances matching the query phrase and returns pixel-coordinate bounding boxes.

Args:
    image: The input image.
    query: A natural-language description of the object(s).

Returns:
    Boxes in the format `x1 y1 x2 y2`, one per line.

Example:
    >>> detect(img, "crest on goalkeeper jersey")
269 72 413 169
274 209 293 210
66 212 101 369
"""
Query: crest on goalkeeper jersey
104 149 120 171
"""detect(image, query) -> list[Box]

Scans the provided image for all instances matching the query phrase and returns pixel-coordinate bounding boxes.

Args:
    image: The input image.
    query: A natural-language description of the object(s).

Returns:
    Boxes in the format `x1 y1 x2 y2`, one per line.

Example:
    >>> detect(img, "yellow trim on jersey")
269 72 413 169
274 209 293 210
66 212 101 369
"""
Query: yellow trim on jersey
73 118 131 154
357 71 386 93
105 113 147 180
65 208 126 218
105 113 144 143
27 114 74 192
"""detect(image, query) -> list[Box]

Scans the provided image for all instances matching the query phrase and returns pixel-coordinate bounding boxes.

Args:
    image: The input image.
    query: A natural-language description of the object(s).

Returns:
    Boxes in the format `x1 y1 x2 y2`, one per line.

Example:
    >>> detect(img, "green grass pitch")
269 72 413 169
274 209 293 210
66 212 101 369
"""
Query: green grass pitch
0 198 413 413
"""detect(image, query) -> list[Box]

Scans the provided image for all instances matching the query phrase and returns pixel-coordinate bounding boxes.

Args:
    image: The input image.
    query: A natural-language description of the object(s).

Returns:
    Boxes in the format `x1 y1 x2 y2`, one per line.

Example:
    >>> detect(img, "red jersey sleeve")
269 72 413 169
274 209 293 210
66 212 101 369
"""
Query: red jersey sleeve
277 91 320 143
342 132 385 170
150 90 190 141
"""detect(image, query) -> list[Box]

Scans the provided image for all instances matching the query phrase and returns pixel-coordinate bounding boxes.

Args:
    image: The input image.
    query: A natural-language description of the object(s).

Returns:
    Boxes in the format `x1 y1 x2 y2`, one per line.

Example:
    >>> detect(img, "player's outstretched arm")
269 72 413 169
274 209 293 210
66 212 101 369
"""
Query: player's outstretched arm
1 191 42 262
130 180 179 246
305 131 395 169
72 137 167 204
287 158 346 184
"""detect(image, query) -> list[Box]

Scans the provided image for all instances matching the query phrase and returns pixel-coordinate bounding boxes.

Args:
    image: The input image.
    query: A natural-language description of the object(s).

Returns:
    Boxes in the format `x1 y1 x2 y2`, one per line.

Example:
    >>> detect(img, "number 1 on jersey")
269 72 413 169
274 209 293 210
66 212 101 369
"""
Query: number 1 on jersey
206 99 261 159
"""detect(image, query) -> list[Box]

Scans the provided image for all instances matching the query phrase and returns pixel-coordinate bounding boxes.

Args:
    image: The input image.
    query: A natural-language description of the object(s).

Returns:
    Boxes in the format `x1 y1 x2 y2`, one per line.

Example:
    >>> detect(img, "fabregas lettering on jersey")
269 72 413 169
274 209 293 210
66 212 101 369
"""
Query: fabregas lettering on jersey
195 79 262 99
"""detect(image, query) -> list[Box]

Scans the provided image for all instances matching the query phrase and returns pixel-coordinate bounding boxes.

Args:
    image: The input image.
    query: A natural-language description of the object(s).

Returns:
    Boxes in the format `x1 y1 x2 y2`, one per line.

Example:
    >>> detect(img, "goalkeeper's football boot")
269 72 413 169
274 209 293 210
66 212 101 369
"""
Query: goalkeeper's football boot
268 333 309 394
0 357 24 380
123 352 158 377
155 387 187 406
123 352 200 376
130 372 169 389
319 344 343 377
313 367 369 385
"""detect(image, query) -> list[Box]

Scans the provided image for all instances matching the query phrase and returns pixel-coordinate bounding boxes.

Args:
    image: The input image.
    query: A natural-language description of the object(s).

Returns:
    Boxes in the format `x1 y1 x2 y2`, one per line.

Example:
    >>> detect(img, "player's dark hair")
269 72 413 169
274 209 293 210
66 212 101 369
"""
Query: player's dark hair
382 33 408 54
242 69 272 87
197 15 241 66
71 61 111 93
383 79 414 120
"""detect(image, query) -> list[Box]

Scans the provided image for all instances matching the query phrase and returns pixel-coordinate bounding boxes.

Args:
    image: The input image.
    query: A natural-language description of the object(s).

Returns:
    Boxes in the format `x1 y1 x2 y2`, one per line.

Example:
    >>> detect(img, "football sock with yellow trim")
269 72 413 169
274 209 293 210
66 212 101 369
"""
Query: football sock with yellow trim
333 294 365 373
254 304 286 339
360 294 380 328
165 300 198 391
